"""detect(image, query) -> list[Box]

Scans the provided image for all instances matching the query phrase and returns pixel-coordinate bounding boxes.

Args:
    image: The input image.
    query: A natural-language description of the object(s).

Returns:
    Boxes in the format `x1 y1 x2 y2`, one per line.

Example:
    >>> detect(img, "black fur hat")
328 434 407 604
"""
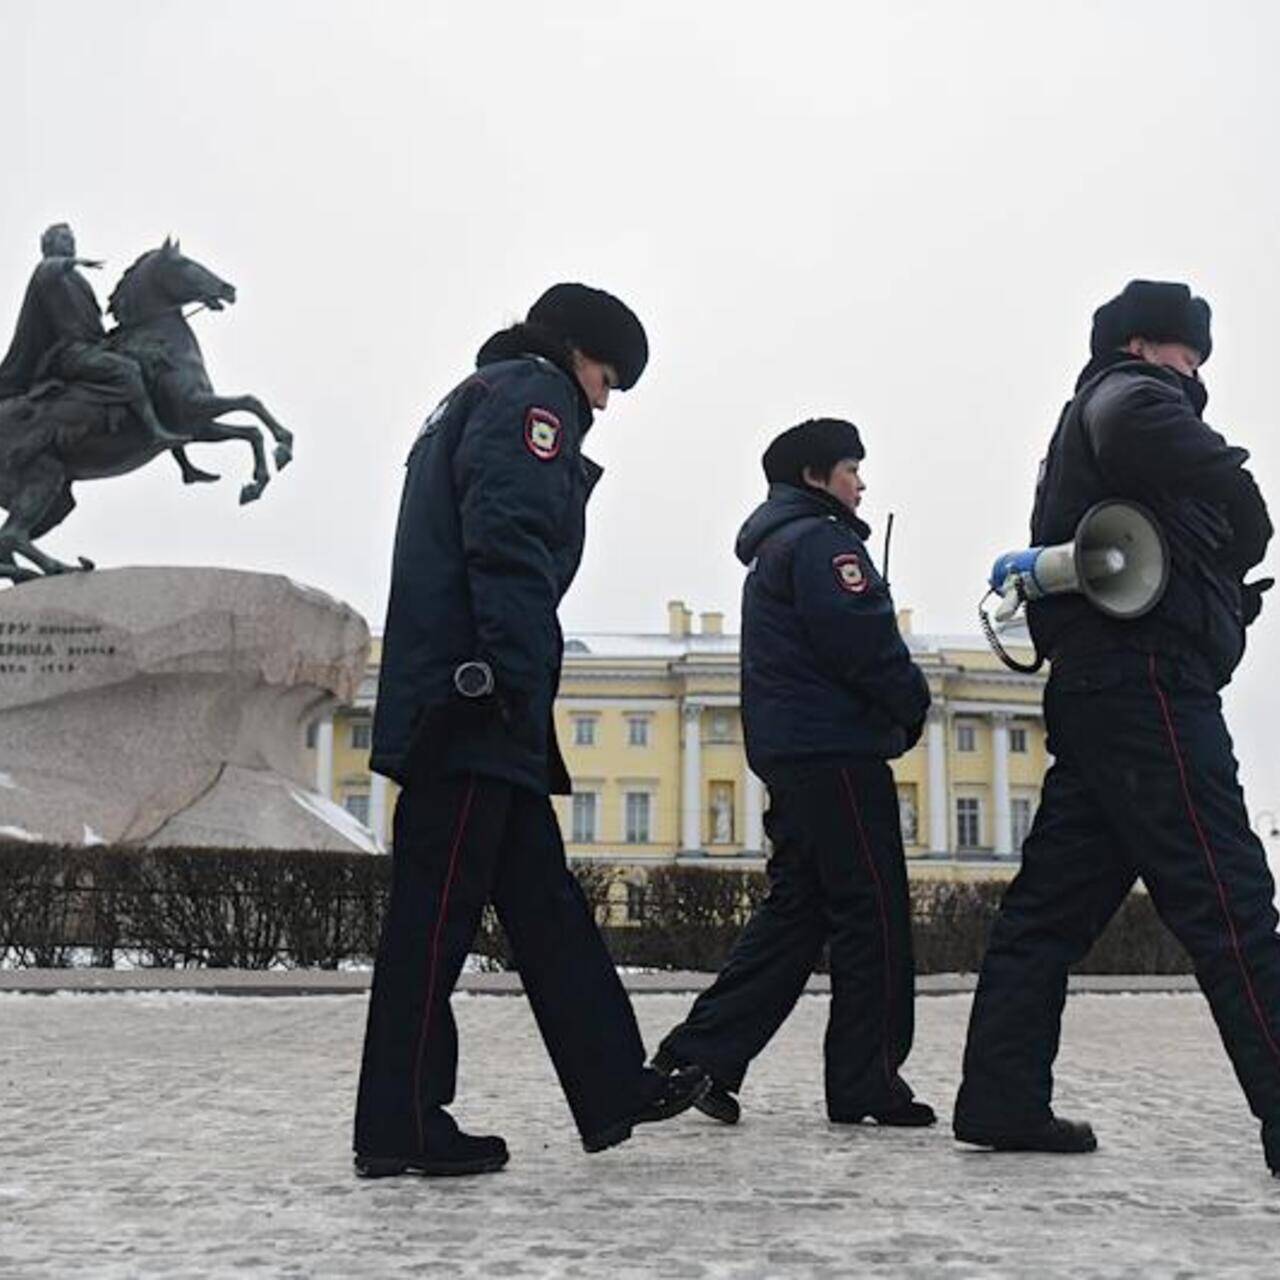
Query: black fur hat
762 418 864 487
527 283 649 390
1091 279 1212 362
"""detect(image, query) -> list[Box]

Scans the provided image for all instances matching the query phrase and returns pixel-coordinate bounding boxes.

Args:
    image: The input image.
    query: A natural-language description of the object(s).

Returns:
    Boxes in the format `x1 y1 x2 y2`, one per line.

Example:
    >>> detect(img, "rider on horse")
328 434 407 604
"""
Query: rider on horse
0 223 185 445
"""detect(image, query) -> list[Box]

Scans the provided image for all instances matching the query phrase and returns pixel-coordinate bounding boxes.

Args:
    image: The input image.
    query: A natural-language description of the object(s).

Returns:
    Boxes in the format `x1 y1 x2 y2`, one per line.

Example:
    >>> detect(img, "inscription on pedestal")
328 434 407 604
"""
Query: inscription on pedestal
0 615 123 687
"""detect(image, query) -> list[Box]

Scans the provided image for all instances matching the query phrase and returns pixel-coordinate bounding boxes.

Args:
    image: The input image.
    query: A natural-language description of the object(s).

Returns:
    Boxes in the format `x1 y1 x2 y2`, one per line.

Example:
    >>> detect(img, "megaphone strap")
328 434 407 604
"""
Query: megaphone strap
978 589 1045 675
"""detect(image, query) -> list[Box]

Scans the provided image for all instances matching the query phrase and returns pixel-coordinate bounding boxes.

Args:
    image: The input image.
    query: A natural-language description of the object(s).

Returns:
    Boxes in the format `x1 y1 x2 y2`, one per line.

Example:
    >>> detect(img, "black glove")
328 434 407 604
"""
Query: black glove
1242 577 1275 626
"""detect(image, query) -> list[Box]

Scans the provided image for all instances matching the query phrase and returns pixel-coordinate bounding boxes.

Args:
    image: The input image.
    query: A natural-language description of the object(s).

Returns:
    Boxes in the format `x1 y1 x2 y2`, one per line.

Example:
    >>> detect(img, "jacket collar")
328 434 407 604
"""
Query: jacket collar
475 322 594 428
736 482 870 565
1074 348 1208 416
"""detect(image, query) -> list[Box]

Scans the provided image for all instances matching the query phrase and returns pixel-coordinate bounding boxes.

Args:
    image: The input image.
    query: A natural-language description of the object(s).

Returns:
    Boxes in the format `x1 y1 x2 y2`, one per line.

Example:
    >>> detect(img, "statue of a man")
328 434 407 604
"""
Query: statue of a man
0 223 183 443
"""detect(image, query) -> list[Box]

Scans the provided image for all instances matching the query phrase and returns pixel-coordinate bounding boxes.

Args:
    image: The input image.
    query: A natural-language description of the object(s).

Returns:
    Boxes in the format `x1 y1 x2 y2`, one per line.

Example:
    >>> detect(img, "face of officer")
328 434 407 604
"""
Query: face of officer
571 350 619 412
802 457 865 514
1124 337 1203 378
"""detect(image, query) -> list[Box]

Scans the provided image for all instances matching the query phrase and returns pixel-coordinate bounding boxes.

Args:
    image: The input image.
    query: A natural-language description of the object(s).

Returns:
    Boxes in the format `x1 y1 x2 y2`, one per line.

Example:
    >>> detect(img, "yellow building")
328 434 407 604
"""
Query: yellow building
308 601 1048 872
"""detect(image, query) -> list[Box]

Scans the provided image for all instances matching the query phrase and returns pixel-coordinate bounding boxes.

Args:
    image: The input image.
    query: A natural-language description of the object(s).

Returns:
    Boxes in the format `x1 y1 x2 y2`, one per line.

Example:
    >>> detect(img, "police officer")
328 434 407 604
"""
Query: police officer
954 281 1280 1174
654 419 936 1129
354 284 708 1177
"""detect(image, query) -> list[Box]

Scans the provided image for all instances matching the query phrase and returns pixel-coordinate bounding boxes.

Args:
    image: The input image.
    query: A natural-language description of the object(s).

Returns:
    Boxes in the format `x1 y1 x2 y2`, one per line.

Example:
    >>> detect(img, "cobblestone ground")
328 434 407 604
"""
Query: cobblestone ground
1 992 1278 1279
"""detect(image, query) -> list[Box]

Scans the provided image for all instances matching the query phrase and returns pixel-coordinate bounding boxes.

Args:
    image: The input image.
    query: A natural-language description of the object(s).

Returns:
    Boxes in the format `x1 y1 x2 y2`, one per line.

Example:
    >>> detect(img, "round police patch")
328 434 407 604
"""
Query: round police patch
832 552 868 594
524 407 562 461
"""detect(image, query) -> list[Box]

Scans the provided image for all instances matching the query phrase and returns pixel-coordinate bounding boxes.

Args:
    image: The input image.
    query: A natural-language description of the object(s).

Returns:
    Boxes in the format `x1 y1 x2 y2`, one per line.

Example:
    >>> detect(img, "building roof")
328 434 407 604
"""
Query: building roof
560 626 1032 661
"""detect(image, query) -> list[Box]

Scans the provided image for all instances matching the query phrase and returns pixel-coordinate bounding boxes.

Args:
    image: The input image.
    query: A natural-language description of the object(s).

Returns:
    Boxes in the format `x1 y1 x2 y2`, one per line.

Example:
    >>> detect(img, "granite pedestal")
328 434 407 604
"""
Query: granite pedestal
0 567 375 851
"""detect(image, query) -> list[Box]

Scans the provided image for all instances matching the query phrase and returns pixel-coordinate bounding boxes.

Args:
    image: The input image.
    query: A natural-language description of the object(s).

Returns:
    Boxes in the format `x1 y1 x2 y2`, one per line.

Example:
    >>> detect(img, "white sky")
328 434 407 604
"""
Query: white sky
4 1 1280 827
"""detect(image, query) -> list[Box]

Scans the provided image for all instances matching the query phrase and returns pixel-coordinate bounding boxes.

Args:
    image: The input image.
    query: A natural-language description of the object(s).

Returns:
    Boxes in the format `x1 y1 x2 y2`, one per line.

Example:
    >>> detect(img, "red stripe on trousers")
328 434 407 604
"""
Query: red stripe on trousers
412 776 477 1151
838 768 895 1091
1147 654 1280 1074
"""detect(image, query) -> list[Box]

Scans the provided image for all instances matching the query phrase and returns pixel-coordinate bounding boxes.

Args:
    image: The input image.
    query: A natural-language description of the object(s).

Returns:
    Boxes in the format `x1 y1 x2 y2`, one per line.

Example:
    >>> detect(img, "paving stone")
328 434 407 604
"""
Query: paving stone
1 992 1276 1277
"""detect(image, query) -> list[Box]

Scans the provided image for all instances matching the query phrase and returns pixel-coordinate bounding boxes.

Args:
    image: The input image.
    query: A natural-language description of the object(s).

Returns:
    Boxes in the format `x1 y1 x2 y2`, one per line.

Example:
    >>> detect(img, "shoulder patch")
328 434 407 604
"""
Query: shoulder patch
832 551 868 594
524 406 562 461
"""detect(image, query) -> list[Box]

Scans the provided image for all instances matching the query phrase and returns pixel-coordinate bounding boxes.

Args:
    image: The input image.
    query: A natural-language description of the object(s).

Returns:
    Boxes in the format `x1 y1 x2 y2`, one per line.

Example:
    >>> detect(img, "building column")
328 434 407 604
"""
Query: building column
927 709 948 854
315 716 334 800
369 771 389 849
743 766 765 853
681 702 703 851
992 712 1013 857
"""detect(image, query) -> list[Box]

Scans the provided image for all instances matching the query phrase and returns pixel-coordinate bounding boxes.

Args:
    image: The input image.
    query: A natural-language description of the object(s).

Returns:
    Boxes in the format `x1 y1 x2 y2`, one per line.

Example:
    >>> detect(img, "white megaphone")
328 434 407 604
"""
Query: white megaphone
988 500 1170 624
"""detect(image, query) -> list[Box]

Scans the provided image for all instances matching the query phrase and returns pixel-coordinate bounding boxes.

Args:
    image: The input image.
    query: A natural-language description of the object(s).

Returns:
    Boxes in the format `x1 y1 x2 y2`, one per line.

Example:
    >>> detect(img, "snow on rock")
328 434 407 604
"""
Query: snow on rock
289 789 382 854
0 824 45 842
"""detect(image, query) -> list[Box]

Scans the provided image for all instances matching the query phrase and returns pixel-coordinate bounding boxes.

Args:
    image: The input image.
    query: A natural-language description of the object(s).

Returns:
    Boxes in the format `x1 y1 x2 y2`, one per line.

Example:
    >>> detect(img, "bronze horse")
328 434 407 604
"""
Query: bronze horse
0 239 293 583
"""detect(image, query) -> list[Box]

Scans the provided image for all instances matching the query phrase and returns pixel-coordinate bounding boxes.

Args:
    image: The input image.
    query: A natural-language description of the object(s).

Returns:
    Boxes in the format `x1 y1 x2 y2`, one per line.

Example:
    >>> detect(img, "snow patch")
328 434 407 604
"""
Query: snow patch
83 825 106 846
0 771 19 789
289 789 382 854
0 824 45 842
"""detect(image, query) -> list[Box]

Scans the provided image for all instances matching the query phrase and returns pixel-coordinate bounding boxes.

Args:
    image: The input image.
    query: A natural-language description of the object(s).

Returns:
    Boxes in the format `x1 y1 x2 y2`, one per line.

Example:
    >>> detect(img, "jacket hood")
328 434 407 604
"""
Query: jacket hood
476 322 594 427
735 482 870 565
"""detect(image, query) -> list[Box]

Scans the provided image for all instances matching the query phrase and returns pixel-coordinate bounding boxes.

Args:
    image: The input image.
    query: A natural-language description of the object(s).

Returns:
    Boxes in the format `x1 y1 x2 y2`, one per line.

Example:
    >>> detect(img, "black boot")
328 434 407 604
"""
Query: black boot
652 1047 740 1124
953 1114 1097 1154
582 1065 710 1153
354 1113 509 1178
832 1099 937 1127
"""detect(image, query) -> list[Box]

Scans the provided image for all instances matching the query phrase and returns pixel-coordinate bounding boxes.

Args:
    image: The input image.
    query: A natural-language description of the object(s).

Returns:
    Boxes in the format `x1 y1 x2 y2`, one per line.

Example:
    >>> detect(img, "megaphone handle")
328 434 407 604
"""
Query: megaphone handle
993 582 1023 623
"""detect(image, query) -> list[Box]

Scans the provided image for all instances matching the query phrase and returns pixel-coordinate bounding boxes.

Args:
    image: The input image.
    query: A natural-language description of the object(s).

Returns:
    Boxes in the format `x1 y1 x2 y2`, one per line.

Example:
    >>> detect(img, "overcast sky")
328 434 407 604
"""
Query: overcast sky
4 1 1280 820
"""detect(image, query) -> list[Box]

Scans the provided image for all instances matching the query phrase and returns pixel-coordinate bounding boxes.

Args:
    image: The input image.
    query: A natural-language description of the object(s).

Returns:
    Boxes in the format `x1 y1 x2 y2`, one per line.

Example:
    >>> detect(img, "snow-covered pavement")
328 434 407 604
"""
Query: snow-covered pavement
1 991 1276 1278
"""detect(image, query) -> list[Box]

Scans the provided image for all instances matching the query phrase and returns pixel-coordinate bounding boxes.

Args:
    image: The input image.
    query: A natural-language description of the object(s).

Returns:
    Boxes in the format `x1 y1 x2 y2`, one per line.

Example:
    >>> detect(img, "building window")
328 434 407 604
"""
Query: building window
344 793 370 826
624 792 651 843
350 721 372 750
1011 797 1034 851
627 717 649 747
956 797 981 849
708 781 735 844
956 722 977 753
708 711 733 742
571 792 598 843
305 722 318 749
897 784 919 845
573 717 596 747
1009 726 1028 754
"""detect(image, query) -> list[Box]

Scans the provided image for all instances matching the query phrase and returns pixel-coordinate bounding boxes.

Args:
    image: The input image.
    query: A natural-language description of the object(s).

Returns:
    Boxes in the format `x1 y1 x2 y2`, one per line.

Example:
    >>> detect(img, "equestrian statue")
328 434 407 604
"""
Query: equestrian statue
0 223 293 583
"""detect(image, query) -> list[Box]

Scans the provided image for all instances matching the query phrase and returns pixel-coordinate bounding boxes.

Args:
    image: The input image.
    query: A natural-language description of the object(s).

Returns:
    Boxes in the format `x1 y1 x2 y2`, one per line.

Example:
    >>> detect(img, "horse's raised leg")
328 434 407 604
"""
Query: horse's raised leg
193 393 293 471
172 446 219 485
183 412 271 504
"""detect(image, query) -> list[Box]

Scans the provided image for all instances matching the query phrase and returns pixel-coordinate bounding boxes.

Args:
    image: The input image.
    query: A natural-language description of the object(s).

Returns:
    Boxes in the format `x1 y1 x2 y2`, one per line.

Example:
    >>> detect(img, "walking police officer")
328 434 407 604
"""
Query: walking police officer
655 418 936 1129
954 280 1280 1175
354 284 707 1177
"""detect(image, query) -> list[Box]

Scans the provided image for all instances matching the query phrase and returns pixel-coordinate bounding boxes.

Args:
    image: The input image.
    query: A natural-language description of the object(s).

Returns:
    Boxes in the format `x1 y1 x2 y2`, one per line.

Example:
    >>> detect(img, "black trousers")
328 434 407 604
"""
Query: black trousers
354 774 654 1155
956 651 1280 1155
660 759 916 1118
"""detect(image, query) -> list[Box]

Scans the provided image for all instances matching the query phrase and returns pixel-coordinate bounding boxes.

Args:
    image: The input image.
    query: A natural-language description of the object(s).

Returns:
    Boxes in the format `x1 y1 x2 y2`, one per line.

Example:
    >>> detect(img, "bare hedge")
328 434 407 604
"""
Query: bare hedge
0 844 1191 974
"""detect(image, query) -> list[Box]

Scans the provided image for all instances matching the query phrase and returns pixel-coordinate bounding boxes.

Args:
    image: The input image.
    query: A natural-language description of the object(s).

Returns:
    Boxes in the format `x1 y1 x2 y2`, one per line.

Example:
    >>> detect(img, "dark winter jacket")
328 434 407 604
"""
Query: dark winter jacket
735 483 931 778
1029 351 1272 686
370 326 600 793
